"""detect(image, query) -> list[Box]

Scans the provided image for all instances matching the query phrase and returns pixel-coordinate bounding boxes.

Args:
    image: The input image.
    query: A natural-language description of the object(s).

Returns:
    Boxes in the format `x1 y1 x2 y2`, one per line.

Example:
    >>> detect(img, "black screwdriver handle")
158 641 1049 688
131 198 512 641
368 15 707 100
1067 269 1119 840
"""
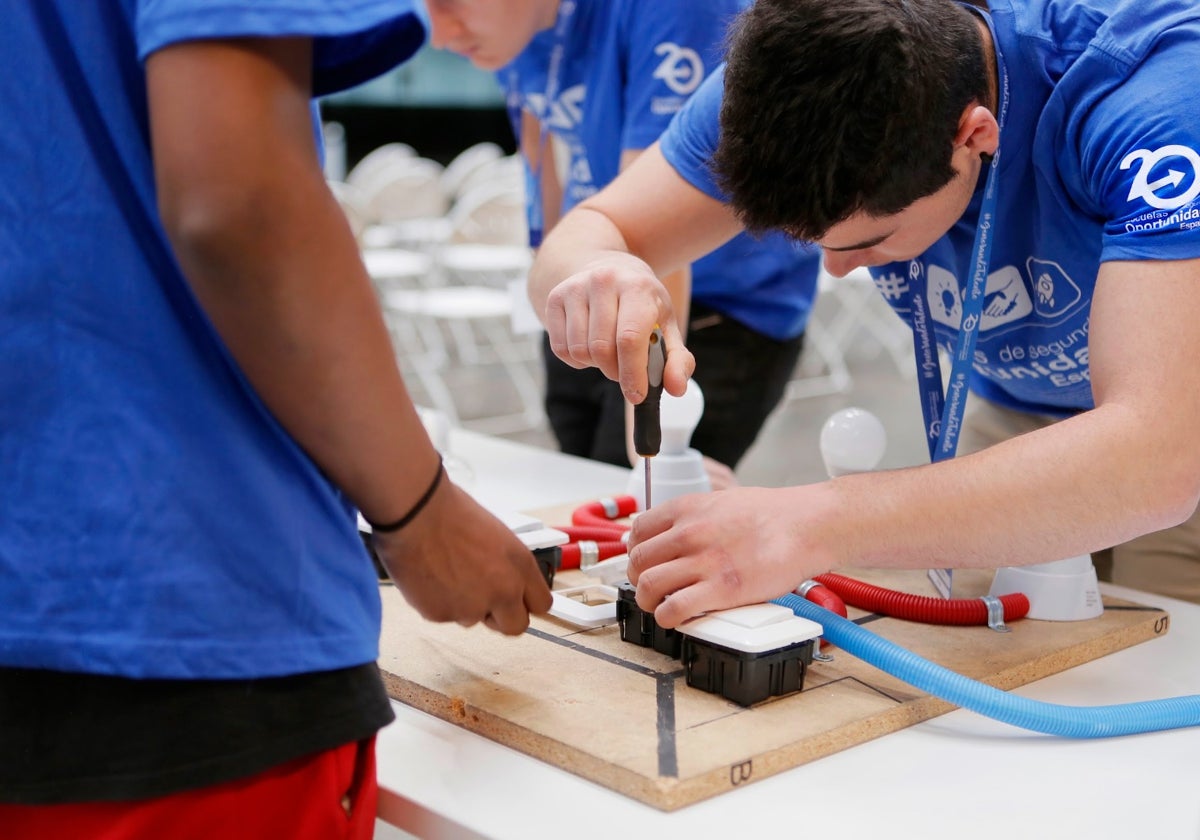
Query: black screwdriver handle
633 327 665 457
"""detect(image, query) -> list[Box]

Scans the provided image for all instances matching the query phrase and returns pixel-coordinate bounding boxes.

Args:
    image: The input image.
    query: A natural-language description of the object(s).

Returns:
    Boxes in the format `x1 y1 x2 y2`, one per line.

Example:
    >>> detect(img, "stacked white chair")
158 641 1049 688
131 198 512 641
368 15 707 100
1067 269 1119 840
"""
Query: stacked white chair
351 141 543 435
359 156 449 226
345 142 416 193
439 141 504 202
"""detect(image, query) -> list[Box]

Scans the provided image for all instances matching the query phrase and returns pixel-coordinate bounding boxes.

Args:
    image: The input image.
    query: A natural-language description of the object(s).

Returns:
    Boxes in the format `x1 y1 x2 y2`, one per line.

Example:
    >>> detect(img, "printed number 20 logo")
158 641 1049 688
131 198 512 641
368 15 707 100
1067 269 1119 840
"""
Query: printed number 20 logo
1120 144 1200 211
653 43 704 95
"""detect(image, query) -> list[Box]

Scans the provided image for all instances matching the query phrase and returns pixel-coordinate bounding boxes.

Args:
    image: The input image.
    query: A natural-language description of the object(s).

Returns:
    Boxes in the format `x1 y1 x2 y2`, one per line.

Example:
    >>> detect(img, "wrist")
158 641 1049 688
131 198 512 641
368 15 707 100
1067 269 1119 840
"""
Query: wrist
365 456 445 534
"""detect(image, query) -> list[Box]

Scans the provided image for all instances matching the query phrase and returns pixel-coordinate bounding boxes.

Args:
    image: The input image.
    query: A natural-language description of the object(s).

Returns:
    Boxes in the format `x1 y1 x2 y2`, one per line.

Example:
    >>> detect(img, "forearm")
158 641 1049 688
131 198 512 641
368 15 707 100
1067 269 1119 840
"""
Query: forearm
816 404 1199 571
826 261 1200 571
148 38 439 525
164 172 438 524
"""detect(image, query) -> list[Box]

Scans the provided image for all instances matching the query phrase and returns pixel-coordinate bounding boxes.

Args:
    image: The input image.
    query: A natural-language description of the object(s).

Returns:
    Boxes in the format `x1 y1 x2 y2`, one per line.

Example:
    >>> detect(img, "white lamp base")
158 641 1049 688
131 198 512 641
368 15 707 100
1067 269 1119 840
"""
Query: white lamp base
988 554 1103 621
626 448 711 510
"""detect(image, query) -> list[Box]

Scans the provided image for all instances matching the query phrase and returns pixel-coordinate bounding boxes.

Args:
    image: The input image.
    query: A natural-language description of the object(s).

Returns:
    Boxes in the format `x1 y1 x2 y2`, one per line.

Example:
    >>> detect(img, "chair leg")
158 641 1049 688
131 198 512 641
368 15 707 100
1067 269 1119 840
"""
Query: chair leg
785 312 853 401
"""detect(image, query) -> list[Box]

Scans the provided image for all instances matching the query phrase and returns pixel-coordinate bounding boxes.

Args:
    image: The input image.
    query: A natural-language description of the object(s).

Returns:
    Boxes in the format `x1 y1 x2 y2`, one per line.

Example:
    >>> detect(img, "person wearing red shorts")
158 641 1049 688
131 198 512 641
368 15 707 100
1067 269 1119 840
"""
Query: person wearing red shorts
0 3 552 835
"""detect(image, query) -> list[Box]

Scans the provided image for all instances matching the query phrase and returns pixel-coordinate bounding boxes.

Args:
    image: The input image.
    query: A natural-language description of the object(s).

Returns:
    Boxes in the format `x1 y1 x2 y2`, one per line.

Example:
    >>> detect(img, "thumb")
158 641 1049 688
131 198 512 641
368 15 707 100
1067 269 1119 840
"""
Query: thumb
660 320 695 397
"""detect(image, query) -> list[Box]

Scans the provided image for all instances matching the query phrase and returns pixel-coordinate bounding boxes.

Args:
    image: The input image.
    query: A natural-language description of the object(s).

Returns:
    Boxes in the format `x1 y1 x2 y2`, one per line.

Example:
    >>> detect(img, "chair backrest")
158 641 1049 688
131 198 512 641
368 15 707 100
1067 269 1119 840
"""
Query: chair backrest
454 154 524 202
361 157 450 225
440 141 504 201
345 142 417 192
446 177 528 247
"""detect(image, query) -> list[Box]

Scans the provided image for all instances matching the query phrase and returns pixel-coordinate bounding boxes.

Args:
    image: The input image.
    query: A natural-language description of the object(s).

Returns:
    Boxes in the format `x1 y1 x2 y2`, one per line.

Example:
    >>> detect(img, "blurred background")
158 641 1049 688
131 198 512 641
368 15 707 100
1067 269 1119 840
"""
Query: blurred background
321 46 931 491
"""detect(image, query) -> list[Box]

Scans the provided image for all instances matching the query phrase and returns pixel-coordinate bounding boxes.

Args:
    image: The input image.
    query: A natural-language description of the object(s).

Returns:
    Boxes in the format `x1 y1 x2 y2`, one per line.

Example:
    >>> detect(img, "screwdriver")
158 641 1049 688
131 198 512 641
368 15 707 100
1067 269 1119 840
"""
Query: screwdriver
633 326 665 509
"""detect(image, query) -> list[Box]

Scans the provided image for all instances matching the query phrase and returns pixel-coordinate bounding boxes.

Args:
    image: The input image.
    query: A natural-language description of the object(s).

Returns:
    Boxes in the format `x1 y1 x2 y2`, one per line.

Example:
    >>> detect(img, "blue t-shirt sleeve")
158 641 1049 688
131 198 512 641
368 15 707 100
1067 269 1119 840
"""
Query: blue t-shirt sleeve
658 66 727 202
136 0 425 96
1075 27 1200 262
618 0 743 151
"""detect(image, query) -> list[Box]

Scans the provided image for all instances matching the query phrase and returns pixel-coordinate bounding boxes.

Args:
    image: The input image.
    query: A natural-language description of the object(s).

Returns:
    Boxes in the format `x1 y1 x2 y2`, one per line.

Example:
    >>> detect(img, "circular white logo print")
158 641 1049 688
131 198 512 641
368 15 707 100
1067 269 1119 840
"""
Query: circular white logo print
1120 144 1200 211
652 43 704 96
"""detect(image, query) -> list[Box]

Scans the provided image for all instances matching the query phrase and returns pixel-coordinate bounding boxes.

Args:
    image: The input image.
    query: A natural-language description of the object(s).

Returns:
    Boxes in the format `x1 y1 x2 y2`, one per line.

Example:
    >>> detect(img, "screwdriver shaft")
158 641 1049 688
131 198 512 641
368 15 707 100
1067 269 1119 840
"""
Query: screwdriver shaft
644 457 652 510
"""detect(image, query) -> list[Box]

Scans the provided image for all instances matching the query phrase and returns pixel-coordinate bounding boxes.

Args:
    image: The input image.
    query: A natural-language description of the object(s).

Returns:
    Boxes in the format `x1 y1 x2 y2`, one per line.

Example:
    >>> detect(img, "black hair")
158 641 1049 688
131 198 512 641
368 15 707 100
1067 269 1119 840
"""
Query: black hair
712 0 989 240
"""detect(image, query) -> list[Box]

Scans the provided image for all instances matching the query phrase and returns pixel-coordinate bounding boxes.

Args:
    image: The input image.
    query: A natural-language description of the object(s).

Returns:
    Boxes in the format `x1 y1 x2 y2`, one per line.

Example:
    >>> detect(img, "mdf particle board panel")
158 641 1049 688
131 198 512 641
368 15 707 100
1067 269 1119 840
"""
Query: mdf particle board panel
378 557 1168 811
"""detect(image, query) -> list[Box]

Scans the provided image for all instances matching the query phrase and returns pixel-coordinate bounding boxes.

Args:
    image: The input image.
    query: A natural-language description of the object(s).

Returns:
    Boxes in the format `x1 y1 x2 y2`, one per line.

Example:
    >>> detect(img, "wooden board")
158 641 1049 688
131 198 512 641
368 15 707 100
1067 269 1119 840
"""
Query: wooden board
378 517 1171 811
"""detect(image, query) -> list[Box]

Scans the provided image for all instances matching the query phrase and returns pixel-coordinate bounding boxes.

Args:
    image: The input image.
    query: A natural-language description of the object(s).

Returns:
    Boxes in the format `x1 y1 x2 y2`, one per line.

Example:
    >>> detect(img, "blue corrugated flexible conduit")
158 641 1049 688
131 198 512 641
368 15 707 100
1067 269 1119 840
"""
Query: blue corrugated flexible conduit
774 593 1200 737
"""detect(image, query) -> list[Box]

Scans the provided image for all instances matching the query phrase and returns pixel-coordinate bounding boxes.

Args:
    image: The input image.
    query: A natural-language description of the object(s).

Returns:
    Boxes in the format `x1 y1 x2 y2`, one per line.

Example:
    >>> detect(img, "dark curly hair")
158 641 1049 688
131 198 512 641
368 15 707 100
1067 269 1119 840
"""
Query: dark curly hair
712 0 989 240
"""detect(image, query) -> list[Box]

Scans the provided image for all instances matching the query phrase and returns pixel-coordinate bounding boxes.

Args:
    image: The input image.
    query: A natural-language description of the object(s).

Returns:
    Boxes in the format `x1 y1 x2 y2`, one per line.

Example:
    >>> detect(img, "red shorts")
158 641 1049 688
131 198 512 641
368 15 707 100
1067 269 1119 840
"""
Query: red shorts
0 737 379 840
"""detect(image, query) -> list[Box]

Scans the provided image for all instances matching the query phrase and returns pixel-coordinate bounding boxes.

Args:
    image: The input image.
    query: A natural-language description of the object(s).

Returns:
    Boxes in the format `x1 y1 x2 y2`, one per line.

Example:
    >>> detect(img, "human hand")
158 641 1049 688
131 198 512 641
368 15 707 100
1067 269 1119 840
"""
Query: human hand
544 254 694 404
702 456 738 491
371 479 552 635
626 485 832 628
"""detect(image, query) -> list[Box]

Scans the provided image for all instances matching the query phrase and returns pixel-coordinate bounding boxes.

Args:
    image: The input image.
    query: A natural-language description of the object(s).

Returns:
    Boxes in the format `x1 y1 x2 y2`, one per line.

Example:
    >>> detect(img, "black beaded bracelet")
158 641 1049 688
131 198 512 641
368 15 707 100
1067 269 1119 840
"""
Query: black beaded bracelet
366 457 445 534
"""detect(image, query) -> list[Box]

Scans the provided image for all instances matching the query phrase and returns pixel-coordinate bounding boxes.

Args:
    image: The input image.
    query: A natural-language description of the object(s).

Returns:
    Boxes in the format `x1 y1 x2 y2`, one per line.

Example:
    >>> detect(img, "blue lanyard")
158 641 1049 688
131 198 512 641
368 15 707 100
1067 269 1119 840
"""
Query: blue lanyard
908 6 1010 465
505 0 576 248
914 6 1009 598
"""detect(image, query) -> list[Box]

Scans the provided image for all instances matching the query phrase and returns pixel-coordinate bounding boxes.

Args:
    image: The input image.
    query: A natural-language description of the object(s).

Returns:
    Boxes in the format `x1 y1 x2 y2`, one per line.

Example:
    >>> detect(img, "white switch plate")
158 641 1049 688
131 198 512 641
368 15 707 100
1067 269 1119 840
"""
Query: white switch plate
678 603 822 653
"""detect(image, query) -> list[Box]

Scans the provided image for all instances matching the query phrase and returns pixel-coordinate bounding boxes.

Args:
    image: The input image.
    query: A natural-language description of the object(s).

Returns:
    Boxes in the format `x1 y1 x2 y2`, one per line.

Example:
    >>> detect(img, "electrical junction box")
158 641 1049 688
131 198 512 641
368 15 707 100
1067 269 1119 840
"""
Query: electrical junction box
616 581 683 658
514 525 568 588
678 603 823 707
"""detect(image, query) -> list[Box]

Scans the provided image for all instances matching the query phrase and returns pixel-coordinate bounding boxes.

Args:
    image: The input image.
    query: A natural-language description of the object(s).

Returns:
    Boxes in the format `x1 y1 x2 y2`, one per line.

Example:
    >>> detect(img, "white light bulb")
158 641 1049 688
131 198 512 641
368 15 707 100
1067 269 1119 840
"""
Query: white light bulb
819 407 887 478
659 379 705 455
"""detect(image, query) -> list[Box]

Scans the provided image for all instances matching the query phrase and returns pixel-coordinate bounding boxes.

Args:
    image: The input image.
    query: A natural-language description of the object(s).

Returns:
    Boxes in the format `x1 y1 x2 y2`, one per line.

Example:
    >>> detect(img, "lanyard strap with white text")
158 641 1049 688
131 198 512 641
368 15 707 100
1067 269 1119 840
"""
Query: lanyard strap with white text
909 6 1009 595
505 0 576 248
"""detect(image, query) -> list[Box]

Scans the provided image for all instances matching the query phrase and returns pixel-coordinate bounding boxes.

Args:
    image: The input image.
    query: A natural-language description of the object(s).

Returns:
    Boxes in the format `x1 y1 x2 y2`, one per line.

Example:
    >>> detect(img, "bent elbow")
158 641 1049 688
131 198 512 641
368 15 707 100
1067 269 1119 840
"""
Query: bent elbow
1147 458 1200 532
158 184 259 256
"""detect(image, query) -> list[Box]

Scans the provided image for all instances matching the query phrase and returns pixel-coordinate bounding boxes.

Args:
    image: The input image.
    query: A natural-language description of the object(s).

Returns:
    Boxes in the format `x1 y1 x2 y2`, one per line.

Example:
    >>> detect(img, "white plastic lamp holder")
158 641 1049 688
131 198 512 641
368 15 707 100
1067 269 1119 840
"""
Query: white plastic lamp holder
988 554 1103 621
626 378 711 509
819 407 888 478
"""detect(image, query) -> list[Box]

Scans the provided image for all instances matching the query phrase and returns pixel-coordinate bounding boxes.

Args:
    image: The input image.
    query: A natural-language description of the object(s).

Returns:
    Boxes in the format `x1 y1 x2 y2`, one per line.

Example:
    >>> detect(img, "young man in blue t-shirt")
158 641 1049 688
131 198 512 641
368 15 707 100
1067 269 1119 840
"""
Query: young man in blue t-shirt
0 3 549 833
528 0 1200 621
423 0 822 480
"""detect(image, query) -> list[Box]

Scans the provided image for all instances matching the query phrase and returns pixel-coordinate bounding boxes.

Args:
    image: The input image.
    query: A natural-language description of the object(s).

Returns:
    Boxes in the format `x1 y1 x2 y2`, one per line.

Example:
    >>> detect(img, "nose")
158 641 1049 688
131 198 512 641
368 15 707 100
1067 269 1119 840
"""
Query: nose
425 7 464 51
821 250 867 278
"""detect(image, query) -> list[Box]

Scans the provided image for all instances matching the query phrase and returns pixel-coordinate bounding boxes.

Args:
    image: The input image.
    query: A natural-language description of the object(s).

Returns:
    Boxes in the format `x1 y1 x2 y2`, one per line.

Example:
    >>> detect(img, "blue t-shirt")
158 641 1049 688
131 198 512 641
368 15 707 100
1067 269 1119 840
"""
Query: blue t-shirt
665 0 1200 415
500 0 819 340
0 1 424 679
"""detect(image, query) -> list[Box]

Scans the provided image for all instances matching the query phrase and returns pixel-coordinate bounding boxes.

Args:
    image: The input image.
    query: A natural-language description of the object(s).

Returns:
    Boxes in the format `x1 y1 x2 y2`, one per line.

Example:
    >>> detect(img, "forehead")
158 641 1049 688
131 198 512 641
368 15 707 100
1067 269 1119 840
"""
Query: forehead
430 0 537 14
820 227 894 253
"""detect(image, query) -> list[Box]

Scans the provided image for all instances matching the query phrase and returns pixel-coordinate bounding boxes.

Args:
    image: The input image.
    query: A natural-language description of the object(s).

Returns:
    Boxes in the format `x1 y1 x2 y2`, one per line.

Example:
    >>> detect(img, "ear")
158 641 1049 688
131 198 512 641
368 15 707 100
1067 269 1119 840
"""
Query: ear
952 104 1000 159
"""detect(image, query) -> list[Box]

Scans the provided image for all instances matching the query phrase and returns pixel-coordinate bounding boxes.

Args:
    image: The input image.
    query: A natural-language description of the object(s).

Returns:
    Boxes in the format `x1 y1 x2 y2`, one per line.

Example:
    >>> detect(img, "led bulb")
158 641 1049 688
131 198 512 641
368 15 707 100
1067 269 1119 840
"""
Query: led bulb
819 407 887 478
659 379 705 455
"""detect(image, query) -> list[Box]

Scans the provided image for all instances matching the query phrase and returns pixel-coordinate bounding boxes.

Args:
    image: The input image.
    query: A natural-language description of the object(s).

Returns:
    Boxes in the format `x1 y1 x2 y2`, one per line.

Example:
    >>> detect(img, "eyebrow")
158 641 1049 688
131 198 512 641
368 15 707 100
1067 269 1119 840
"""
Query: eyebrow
822 231 893 252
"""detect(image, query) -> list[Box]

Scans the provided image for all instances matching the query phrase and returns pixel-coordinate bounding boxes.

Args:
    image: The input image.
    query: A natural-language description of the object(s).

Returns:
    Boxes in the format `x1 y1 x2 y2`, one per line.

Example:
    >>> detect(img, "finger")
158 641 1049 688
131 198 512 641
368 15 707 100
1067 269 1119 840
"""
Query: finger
547 281 592 370
626 523 687 587
584 278 622 382
484 599 531 636
524 576 553 614
627 504 672 551
659 320 695 397
702 456 738 491
653 579 718 629
613 296 661 403
561 279 600 369
543 288 576 364
633 551 704 611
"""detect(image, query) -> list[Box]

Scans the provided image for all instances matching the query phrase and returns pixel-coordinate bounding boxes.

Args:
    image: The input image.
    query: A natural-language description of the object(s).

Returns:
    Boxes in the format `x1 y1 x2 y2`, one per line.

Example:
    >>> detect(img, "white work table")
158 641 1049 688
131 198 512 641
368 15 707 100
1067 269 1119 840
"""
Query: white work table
377 429 1200 839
